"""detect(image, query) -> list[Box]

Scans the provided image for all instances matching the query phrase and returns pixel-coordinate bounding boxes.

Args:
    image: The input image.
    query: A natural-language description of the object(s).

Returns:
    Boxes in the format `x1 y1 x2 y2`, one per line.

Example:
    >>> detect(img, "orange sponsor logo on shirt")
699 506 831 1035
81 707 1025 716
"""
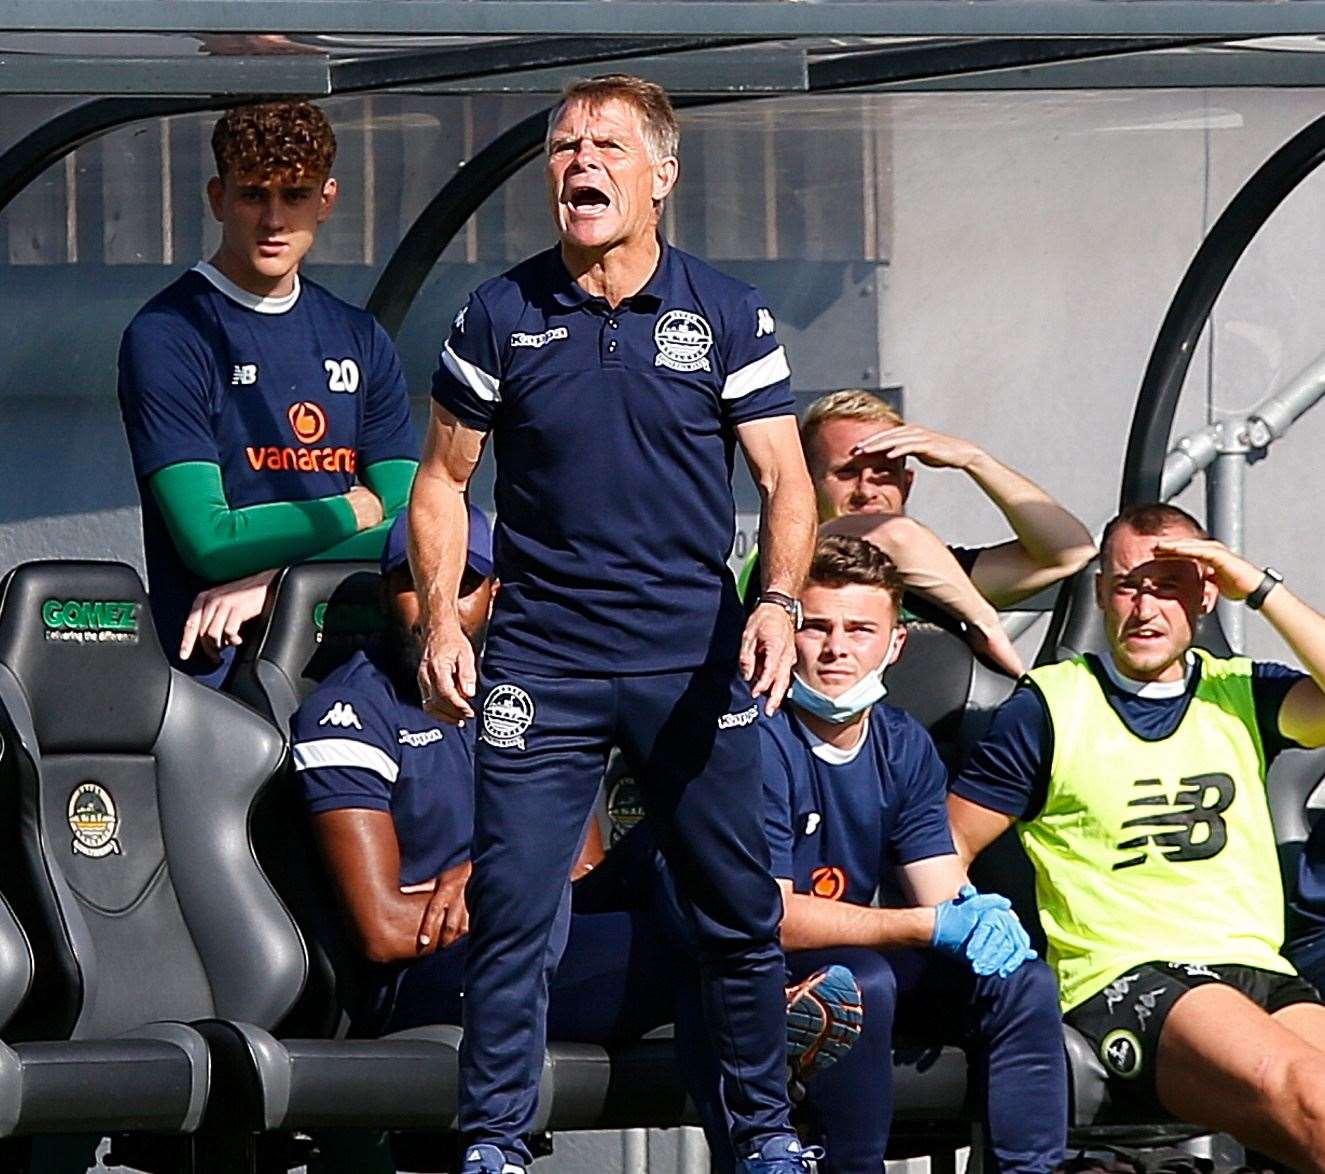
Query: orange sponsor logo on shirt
810 866 847 901
288 401 328 444
244 446 357 473
243 400 353 473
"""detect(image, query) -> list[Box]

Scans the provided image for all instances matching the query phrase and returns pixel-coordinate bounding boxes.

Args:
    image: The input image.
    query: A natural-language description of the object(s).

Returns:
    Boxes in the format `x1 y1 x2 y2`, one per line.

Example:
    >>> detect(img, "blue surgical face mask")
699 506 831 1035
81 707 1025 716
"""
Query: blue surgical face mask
789 629 900 725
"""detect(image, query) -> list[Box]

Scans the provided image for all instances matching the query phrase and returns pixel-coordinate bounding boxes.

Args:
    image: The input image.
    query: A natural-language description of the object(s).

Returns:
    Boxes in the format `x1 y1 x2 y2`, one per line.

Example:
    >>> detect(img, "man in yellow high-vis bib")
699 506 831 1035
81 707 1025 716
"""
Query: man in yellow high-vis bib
949 502 1325 1172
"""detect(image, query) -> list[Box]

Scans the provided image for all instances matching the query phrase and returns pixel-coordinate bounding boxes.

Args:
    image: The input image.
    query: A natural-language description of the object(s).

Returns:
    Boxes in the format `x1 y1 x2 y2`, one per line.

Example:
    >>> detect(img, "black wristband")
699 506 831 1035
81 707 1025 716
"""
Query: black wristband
1245 567 1283 611
758 591 803 630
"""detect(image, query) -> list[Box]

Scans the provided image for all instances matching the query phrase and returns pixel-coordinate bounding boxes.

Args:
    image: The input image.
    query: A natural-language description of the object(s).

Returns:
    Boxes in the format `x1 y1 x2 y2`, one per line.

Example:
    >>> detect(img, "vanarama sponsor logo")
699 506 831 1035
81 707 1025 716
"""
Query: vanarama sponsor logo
246 400 354 472
246 446 356 473
41 599 138 644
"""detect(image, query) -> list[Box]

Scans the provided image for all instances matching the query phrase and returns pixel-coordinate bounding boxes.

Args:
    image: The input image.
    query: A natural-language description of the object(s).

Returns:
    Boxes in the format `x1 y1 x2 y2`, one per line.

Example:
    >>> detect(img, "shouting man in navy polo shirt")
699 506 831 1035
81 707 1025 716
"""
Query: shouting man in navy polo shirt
410 75 818 1174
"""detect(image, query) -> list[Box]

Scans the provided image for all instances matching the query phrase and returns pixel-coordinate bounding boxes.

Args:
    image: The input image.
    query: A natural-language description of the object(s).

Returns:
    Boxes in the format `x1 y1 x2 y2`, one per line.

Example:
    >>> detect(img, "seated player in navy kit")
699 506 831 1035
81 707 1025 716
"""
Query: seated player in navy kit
117 101 417 688
761 535 1066 1174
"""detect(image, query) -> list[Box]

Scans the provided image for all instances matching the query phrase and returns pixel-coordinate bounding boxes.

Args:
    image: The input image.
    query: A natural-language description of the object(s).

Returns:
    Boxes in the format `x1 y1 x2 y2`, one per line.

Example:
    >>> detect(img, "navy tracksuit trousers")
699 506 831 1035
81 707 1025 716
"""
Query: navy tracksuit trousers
381 908 679 1043
785 947 1067 1174
458 665 791 1163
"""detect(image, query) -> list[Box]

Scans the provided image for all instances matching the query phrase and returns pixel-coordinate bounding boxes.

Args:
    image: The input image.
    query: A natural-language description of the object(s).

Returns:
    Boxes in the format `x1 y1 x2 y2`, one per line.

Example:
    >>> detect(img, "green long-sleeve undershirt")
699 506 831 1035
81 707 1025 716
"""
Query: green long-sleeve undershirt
149 458 417 582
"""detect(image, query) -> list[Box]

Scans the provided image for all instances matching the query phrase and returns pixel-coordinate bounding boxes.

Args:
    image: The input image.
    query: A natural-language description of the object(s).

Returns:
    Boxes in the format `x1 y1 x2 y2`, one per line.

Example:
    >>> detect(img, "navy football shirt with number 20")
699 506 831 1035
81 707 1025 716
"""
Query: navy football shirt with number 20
117 262 416 666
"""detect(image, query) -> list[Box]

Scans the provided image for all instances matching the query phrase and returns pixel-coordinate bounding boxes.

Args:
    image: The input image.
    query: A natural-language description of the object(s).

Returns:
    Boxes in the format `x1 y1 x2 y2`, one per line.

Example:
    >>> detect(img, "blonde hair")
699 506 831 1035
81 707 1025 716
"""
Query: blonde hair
547 74 679 163
800 390 904 455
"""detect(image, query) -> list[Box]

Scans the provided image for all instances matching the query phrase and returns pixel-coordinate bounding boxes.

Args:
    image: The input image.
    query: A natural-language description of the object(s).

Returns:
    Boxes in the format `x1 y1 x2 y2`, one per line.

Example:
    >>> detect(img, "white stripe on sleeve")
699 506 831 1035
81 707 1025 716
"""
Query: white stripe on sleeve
292 738 400 784
721 346 791 401
442 343 501 403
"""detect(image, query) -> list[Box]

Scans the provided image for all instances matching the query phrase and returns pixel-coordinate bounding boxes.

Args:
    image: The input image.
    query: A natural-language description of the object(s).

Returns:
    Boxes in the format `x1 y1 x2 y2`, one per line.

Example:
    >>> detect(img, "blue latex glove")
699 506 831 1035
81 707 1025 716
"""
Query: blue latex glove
931 884 1036 978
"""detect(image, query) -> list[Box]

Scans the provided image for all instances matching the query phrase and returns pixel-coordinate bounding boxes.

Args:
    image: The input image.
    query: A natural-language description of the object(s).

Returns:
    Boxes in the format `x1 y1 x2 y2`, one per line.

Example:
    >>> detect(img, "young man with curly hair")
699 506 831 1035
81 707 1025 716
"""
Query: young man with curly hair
118 101 417 686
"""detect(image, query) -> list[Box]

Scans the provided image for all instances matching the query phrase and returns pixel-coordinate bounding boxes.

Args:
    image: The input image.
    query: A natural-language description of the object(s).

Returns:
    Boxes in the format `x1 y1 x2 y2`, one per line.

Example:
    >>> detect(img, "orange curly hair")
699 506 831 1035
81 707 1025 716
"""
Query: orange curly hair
211 101 337 184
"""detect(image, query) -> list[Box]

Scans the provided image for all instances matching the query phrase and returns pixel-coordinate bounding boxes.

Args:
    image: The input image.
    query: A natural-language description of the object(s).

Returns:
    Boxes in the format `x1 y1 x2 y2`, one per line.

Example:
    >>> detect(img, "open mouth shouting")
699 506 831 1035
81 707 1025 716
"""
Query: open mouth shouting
565 181 612 220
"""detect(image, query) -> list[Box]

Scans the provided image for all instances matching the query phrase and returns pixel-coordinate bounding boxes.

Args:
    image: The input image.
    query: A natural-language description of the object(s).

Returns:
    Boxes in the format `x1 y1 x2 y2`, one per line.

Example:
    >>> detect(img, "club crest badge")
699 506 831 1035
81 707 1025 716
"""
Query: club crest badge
1100 1028 1143 1079
654 310 713 373
68 783 121 858
482 684 535 750
606 774 645 844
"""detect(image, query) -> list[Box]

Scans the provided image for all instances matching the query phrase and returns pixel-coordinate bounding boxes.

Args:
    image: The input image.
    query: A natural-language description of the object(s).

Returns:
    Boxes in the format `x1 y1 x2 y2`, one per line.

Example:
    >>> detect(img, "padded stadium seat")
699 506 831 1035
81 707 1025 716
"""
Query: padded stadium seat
887 621 1018 770
225 561 384 1037
0 561 488 1170
0 858 209 1148
227 560 384 730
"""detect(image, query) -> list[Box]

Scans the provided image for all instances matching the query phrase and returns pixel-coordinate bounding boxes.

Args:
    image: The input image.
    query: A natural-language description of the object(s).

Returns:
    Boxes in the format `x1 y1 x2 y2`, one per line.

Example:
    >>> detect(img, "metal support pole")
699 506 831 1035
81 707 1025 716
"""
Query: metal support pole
1122 107 1325 507
1206 431 1248 651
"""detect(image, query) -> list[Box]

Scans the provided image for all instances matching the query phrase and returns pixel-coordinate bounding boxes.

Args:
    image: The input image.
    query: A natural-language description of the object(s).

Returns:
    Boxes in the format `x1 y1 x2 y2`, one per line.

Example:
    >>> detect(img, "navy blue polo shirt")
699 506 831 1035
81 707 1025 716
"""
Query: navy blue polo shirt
760 705 955 906
291 649 475 886
951 653 1304 821
431 241 795 675
118 263 416 671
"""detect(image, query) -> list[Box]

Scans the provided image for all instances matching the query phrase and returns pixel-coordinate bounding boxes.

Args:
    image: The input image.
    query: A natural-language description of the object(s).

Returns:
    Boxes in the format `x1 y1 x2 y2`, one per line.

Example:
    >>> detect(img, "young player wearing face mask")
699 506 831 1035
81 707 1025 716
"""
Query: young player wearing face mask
759 535 1067 1174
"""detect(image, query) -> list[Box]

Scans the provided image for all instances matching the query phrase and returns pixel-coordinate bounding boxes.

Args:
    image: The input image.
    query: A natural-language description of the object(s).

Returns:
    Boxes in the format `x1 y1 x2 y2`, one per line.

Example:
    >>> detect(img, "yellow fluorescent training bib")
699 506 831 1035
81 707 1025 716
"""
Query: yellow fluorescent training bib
1023 651 1293 1012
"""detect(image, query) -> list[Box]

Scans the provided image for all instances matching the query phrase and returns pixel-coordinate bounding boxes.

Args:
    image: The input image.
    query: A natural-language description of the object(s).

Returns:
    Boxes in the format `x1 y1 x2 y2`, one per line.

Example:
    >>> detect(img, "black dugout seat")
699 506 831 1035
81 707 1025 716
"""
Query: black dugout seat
0 561 486 1170
228 560 384 731
226 561 384 1037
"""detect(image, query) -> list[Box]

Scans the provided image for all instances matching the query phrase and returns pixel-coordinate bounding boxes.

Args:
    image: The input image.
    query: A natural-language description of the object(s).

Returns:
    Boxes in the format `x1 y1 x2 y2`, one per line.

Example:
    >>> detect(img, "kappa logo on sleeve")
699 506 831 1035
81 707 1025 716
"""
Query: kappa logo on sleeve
453 305 468 334
755 308 776 338
510 327 568 349
481 684 534 750
717 705 758 730
319 701 362 730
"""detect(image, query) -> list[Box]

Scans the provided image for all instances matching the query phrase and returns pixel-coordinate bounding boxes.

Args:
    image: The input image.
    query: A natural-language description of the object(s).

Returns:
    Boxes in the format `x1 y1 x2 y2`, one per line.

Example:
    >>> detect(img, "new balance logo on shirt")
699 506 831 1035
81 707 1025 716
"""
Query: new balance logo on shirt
319 701 362 730
231 364 258 385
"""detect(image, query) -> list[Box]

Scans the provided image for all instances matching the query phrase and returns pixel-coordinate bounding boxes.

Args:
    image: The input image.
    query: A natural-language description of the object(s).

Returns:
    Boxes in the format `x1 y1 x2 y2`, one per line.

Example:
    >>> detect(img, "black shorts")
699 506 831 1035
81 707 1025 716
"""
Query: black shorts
1064 961 1321 1110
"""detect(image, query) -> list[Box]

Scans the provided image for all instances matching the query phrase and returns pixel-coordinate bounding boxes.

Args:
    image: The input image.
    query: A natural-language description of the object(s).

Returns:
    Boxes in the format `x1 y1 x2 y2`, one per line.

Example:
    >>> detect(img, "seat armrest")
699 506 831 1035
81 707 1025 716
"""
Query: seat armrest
116 1022 211 1132
192 1019 290 1132
1065 1022 1108 1127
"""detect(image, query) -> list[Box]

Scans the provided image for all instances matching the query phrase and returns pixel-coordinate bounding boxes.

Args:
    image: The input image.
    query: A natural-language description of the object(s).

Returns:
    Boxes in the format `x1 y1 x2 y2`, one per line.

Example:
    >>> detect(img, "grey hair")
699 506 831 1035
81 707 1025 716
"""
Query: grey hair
545 74 680 163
